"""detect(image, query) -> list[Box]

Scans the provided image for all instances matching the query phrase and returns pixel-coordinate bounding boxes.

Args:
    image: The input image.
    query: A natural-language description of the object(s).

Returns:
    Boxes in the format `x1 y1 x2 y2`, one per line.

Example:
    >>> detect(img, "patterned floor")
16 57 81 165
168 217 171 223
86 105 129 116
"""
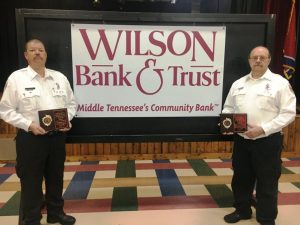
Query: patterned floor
0 158 300 225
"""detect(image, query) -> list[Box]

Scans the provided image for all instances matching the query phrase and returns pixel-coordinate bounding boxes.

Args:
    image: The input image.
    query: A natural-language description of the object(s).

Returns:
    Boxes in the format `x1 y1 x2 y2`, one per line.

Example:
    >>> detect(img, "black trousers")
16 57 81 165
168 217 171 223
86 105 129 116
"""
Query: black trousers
231 133 283 224
15 130 66 225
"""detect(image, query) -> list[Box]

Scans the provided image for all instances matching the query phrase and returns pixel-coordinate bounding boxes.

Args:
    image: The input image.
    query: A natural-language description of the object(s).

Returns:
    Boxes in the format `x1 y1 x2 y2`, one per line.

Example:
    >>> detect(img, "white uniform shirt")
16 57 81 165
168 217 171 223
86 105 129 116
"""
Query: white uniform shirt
222 69 296 139
0 66 77 131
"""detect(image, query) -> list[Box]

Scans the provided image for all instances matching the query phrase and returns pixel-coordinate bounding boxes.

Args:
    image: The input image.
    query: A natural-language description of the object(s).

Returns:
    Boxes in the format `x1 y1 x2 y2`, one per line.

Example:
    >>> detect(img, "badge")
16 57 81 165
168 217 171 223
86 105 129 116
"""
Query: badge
42 114 53 127
222 117 232 129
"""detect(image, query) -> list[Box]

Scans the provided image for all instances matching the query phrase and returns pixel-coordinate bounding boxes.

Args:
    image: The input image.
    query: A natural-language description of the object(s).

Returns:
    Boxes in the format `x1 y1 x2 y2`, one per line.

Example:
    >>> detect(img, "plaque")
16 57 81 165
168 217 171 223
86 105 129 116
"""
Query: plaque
220 113 247 134
38 108 69 131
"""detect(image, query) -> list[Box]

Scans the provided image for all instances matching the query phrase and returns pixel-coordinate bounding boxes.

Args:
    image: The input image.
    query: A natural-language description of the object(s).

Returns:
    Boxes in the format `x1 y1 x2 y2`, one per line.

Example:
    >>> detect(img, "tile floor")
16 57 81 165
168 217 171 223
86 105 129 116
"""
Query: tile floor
0 158 300 225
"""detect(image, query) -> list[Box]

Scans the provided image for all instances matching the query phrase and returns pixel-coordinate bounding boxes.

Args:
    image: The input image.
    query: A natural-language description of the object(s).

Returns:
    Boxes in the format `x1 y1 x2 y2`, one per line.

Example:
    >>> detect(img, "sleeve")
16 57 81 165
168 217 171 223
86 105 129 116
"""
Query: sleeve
261 82 296 136
222 84 235 114
0 77 32 130
63 76 77 121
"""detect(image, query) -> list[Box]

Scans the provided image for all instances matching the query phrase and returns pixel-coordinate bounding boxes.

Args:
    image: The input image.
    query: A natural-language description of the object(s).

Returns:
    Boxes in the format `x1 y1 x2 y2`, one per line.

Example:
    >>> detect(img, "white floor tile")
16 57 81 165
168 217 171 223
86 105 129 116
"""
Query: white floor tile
175 169 197 176
136 169 157 178
137 186 162 197
212 168 233 176
182 184 210 196
278 182 300 193
87 187 114 199
94 170 116 179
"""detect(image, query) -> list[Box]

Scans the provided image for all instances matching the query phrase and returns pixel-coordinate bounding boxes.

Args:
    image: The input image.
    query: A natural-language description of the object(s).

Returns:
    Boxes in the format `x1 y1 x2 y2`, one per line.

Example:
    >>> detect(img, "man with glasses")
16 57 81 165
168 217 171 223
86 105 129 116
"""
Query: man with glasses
222 46 296 225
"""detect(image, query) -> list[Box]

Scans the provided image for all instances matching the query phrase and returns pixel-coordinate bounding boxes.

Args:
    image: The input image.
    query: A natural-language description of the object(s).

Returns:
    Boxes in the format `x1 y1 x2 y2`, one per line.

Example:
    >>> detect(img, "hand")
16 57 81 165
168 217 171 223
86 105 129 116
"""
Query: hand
218 123 234 135
29 121 47 135
244 124 265 139
222 131 234 135
59 122 72 132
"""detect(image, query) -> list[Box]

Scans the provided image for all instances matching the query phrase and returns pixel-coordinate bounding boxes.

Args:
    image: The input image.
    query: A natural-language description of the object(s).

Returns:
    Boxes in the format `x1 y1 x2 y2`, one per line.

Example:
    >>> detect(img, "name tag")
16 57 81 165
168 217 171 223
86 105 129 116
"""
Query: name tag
52 89 66 96
22 88 40 98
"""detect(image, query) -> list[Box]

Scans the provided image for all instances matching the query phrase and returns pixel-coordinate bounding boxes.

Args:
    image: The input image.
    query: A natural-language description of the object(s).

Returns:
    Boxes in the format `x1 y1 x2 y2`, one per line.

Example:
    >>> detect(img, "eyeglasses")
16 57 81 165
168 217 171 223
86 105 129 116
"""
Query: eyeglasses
249 56 270 61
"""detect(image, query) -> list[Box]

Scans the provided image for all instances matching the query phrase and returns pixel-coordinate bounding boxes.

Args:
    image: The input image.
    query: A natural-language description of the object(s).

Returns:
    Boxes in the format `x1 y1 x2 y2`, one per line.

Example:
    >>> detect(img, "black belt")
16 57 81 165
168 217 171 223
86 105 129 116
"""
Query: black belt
45 130 62 136
236 131 282 140
18 129 62 136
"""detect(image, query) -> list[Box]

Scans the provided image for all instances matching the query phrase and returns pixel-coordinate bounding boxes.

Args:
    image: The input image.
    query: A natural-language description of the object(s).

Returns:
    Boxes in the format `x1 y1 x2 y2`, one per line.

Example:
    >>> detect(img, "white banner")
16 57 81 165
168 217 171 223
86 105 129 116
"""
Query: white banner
71 24 226 117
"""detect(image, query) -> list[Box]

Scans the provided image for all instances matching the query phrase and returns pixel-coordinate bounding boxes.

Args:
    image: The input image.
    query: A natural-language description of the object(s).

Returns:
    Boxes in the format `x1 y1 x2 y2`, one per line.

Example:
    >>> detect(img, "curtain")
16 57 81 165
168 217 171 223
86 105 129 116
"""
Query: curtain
230 0 264 13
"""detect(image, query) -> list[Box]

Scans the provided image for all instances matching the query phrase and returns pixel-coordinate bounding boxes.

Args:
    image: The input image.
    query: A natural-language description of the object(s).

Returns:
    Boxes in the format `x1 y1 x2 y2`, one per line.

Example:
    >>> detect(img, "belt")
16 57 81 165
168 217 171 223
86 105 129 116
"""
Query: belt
18 129 62 136
45 130 62 136
236 131 282 140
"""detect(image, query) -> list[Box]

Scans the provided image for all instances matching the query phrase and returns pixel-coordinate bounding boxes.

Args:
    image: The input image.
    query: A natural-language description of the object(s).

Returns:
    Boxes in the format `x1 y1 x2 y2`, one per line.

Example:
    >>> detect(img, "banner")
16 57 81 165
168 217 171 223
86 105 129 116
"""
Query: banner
71 24 226 117
283 0 296 80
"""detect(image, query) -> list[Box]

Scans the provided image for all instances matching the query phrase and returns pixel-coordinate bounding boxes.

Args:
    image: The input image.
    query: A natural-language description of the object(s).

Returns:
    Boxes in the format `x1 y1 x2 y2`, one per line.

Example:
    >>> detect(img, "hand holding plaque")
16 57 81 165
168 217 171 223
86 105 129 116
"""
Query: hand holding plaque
220 113 247 134
38 108 69 131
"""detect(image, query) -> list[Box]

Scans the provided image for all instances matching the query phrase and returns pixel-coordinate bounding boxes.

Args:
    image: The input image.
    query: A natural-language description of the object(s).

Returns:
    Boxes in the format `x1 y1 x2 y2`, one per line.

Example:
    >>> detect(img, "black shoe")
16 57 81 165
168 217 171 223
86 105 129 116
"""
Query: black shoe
260 222 275 225
21 222 41 225
47 213 76 225
224 211 252 223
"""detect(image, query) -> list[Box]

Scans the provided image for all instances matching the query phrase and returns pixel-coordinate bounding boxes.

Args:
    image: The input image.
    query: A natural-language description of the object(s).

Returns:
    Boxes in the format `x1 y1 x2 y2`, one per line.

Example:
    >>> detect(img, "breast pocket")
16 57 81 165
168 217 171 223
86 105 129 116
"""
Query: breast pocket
20 89 40 111
232 89 246 107
52 89 67 107
256 91 278 112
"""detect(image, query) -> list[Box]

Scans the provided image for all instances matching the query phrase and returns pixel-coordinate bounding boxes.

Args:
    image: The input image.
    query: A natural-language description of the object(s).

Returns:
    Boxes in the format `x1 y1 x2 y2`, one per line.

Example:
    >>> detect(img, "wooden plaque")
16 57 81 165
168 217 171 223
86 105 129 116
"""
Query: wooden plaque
38 108 69 131
220 113 247 134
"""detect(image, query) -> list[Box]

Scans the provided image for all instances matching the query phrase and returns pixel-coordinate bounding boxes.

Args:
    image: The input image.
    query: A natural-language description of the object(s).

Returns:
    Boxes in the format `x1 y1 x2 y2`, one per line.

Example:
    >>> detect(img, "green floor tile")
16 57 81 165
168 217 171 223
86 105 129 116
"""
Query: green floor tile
115 160 136 178
281 166 295 174
188 159 215 176
206 184 233 208
292 182 300 189
188 159 233 207
111 187 138 211
0 191 20 216
111 160 137 211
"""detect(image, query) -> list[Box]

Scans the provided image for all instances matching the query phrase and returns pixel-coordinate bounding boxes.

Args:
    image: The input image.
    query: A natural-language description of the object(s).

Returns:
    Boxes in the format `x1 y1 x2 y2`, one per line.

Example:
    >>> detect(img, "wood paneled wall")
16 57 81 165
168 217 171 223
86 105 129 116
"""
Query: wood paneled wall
1 116 300 161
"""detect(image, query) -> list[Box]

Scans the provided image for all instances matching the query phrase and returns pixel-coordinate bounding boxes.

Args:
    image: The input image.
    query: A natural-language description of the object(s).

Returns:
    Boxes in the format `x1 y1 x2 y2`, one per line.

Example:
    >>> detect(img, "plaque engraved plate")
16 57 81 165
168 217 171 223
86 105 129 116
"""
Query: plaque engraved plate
38 108 69 131
220 113 247 134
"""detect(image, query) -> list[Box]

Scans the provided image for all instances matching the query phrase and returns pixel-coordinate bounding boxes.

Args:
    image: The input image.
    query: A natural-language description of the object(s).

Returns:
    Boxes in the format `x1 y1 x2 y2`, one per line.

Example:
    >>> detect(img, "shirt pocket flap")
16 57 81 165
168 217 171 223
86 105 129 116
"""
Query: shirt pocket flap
232 88 246 96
